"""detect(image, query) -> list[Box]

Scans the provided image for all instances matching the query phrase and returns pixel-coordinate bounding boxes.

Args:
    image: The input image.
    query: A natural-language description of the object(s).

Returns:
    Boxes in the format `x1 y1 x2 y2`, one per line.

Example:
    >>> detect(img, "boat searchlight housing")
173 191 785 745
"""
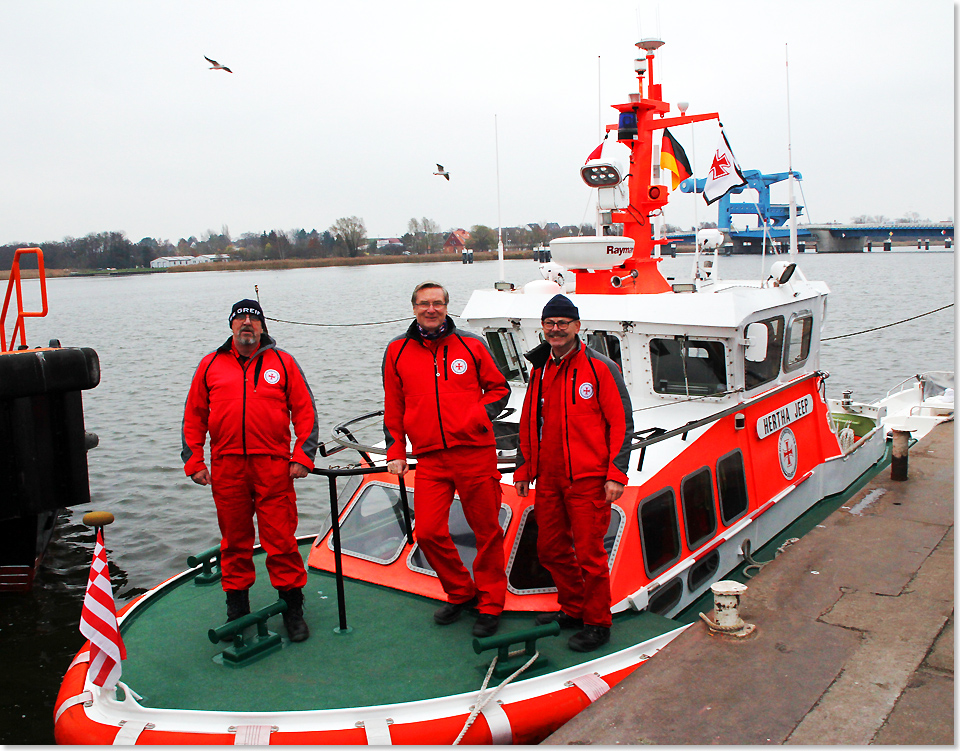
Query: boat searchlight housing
581 163 622 187
581 138 631 210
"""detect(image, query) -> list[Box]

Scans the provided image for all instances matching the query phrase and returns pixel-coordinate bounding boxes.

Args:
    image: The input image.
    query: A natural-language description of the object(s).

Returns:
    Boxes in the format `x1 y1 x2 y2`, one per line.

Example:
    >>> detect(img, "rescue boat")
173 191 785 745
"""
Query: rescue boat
54 38 953 745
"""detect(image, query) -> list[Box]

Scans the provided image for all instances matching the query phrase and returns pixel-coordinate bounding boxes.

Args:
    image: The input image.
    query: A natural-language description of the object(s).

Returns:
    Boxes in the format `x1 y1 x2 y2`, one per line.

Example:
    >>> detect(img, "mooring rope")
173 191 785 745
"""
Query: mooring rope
452 650 541 745
264 315 412 328
743 537 800 578
822 303 954 341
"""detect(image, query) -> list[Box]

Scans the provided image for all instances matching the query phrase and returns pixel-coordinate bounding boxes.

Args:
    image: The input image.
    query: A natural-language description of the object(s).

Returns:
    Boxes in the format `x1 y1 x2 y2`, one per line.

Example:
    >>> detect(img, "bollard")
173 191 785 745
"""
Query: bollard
866 241 872 251
891 429 912 481
699 580 755 636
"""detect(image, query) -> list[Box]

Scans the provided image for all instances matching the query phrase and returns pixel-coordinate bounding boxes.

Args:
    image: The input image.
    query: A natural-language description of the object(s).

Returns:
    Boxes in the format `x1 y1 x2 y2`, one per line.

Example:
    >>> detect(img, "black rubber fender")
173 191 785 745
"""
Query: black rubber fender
0 347 100 400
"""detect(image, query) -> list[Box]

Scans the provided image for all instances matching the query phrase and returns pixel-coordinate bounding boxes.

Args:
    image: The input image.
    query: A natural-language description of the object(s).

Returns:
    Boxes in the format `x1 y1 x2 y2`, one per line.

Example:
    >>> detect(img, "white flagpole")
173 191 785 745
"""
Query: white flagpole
786 43 798 261
495 114 504 281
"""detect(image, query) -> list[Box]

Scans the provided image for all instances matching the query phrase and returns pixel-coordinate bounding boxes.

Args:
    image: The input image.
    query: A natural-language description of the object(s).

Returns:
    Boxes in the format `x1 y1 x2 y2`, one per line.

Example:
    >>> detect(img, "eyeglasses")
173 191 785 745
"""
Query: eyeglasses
542 319 574 330
414 301 448 309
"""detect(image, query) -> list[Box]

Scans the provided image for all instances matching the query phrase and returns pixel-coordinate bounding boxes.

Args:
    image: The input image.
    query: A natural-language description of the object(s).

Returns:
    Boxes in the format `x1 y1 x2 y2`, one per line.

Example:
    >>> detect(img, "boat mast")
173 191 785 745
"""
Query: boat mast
786 44 798 261
495 114 505 281
581 39 719 294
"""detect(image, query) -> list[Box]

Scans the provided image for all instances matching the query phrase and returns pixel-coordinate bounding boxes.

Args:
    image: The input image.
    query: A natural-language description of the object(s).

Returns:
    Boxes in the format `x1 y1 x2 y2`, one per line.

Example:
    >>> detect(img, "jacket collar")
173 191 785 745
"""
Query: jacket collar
525 336 582 370
405 315 457 343
216 333 277 359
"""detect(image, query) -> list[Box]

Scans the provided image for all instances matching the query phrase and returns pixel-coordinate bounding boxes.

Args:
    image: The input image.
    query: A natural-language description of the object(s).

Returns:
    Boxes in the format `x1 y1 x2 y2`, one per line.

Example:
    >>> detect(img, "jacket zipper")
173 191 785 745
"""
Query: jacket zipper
565 366 574 481
240 358 249 456
432 347 448 447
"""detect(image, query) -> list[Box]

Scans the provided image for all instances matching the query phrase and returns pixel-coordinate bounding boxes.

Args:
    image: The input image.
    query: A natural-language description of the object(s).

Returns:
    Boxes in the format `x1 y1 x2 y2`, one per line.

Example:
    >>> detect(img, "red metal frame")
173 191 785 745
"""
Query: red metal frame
1 247 48 353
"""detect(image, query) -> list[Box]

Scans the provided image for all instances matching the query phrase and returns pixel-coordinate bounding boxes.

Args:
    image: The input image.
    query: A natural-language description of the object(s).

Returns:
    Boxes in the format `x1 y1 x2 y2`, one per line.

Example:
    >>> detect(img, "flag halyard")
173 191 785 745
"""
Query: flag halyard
79 529 126 689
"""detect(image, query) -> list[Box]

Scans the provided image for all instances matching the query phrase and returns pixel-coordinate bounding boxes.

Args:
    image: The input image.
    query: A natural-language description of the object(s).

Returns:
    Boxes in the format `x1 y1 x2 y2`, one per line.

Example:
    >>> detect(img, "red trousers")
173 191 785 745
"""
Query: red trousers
535 475 612 628
211 454 307 592
414 445 507 615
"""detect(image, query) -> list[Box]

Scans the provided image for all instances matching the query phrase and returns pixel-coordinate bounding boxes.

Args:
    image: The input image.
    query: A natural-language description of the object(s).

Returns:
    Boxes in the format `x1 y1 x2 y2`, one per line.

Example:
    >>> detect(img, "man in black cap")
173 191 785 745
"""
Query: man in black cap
182 299 319 642
514 294 633 652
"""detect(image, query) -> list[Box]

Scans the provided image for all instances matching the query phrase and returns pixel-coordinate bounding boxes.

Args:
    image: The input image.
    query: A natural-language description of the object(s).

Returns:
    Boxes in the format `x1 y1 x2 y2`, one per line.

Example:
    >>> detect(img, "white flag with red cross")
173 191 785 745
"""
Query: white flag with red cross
703 130 747 205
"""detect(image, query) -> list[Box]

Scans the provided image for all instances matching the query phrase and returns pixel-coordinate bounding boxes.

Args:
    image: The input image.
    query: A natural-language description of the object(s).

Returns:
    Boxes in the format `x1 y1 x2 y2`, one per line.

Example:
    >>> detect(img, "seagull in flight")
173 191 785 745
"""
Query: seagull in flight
433 164 450 181
204 56 233 73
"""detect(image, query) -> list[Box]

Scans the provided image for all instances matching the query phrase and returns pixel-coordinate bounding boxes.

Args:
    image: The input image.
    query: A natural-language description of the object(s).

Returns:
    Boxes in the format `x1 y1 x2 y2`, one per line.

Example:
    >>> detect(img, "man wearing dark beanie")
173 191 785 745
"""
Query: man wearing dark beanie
182 298 319 642
514 294 634 652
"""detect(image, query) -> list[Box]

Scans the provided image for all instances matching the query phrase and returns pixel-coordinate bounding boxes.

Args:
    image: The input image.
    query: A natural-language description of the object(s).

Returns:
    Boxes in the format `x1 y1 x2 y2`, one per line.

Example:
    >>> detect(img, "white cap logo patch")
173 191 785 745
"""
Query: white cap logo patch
451 358 468 375
578 382 595 399
263 369 281 385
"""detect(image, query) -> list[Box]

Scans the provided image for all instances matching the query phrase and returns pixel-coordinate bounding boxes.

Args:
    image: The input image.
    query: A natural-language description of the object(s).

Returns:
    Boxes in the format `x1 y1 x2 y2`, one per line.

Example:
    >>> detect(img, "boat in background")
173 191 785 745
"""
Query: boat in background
54 38 953 745
0 248 100 591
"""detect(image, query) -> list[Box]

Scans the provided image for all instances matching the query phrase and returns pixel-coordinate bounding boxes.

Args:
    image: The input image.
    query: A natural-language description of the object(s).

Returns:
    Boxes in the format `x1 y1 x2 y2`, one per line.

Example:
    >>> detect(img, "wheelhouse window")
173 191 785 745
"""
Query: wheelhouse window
485 329 528 383
409 500 511 576
681 467 717 550
312 474 362 547
783 311 813 372
717 450 749 524
650 337 727 396
335 482 415 565
744 315 785 390
585 331 623 371
638 489 681 578
507 505 624 593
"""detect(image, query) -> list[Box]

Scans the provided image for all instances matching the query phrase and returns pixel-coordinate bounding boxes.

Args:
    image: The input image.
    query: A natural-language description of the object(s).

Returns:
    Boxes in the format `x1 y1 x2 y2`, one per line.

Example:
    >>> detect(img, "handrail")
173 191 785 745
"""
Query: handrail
1 247 48 353
308 462 417 632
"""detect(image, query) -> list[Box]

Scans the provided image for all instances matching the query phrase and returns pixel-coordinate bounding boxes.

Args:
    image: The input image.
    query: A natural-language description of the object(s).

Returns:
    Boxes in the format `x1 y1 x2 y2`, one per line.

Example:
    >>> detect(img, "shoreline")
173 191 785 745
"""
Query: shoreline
1 242 952 281
0 250 528 281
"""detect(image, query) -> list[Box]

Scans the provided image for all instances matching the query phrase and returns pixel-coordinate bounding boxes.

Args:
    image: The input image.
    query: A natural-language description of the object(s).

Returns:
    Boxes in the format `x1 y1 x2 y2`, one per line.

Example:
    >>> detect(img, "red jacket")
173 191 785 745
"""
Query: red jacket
382 318 510 461
514 339 633 485
182 335 319 476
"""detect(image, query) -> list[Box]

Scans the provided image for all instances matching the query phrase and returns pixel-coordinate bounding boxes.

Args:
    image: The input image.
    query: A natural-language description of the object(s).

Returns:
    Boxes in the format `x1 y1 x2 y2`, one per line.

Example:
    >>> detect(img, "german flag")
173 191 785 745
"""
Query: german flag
661 129 692 190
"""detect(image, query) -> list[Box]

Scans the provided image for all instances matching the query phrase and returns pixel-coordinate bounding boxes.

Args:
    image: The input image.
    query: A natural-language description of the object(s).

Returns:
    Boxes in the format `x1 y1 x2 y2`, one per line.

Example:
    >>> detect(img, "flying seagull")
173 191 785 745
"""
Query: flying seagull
204 56 233 73
433 164 450 181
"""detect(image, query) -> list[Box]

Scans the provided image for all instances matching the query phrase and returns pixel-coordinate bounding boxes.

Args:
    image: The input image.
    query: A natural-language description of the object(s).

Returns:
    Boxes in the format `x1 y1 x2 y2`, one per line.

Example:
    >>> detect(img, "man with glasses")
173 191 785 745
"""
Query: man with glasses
382 281 510 637
182 299 319 642
514 294 633 652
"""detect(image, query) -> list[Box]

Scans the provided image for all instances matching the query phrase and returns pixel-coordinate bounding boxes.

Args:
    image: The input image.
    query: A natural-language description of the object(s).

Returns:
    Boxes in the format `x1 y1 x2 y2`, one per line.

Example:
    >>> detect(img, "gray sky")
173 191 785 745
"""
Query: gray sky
0 0 953 246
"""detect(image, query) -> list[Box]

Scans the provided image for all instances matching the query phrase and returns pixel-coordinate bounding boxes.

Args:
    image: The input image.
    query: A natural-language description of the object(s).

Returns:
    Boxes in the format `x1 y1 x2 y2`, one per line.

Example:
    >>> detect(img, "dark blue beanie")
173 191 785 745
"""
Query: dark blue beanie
541 294 579 321
229 299 268 333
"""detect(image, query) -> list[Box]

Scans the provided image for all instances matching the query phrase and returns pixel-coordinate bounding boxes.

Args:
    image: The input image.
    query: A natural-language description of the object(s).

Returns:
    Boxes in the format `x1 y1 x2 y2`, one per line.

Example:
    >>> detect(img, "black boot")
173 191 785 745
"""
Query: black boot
278 588 310 642
225 589 250 622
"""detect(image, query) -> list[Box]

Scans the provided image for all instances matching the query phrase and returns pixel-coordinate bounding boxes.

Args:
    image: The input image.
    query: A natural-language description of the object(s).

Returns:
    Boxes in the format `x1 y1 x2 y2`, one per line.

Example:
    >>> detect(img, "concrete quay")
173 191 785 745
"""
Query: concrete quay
545 422 954 746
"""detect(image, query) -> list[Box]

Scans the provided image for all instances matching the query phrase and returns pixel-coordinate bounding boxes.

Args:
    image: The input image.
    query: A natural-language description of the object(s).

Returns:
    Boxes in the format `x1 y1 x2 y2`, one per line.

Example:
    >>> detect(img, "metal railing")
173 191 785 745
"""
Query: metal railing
1 248 48 352
308 462 415 632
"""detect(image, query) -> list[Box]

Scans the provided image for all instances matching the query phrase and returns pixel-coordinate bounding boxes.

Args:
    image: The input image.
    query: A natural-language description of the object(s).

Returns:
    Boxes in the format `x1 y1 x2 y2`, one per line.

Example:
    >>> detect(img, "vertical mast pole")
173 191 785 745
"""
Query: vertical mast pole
786 43 798 261
495 114 504 281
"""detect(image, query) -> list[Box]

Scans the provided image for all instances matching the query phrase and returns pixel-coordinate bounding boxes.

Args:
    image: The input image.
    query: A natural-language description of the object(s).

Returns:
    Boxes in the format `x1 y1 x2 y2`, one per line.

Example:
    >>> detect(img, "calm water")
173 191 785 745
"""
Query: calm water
0 250 954 743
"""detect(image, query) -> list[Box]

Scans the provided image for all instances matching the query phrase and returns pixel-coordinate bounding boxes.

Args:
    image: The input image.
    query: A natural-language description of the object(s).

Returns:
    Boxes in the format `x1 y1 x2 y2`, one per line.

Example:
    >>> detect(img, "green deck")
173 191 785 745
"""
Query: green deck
118 552 678 713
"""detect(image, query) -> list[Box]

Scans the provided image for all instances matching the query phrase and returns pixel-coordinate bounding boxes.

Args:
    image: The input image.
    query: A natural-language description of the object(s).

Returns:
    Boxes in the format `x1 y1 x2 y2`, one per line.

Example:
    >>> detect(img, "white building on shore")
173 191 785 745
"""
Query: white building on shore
150 254 230 268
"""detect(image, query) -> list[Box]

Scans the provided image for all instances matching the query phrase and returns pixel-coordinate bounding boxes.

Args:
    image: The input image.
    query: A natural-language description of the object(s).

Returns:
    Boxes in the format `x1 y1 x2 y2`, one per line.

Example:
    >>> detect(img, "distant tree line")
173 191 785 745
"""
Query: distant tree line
0 216 598 271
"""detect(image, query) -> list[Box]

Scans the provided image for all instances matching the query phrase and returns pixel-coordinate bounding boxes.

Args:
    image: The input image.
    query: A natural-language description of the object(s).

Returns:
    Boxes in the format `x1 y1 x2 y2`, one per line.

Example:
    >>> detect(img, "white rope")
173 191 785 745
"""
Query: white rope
452 650 540 745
